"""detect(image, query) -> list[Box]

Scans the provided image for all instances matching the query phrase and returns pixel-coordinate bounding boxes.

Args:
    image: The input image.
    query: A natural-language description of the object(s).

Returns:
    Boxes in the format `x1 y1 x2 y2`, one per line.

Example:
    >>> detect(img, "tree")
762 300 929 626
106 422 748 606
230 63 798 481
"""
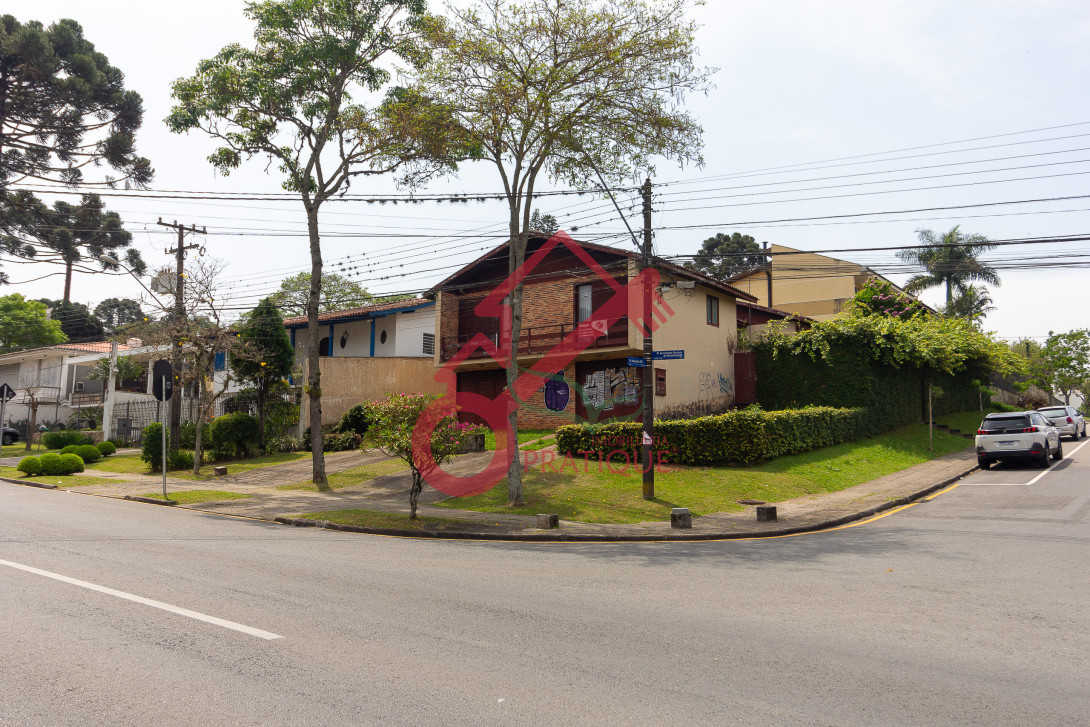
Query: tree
941 285 995 325
94 298 145 333
0 16 153 274
37 299 104 342
18 366 60 451
686 232 766 281
364 392 479 519
232 297 295 450
409 0 712 505
0 294 66 353
897 226 1000 307
167 0 460 488
1026 329 1090 405
270 271 371 316
86 354 144 388
528 208 558 236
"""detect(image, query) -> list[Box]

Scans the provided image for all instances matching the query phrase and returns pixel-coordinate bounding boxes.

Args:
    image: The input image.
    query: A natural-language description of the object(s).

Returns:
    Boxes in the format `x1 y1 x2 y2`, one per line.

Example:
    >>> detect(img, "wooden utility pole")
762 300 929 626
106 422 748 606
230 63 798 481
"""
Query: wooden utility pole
642 178 655 500
156 218 205 450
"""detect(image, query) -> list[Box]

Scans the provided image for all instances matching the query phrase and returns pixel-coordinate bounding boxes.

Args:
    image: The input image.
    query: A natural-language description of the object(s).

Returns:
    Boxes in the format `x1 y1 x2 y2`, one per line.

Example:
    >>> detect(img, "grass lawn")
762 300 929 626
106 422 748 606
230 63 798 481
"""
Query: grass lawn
1 443 48 457
0 466 124 488
89 451 310 480
935 407 1000 435
295 508 477 531
483 428 554 451
141 489 253 505
278 458 408 491
436 422 972 524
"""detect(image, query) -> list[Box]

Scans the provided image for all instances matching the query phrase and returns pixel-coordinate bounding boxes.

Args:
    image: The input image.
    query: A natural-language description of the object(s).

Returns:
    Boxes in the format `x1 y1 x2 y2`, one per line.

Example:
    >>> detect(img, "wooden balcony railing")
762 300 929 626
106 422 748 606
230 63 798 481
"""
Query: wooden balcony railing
68 390 105 408
440 318 628 362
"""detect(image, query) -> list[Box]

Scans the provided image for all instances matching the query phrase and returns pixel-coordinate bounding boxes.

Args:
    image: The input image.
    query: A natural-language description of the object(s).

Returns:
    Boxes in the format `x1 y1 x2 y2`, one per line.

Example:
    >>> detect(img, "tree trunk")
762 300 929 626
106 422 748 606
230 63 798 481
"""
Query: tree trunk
25 402 37 451
304 202 329 489
409 467 423 519
257 382 267 451
505 219 525 506
193 415 204 475
63 258 73 303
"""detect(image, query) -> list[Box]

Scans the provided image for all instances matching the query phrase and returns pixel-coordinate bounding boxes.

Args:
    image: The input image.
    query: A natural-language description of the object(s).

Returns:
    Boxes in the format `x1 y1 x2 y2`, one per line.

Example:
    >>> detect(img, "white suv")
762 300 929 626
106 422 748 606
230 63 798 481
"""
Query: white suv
1036 405 1087 441
976 411 1062 470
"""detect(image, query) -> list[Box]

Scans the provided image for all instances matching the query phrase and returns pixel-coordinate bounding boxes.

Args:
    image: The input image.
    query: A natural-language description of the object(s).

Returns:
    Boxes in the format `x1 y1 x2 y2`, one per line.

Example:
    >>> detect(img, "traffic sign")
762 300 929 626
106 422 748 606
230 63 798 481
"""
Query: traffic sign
652 350 685 360
0 383 15 402
627 356 647 368
152 360 174 401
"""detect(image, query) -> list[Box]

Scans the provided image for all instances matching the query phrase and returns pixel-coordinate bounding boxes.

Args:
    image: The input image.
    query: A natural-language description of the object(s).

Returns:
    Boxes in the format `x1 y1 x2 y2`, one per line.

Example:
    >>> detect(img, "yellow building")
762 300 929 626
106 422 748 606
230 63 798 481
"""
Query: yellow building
728 244 924 320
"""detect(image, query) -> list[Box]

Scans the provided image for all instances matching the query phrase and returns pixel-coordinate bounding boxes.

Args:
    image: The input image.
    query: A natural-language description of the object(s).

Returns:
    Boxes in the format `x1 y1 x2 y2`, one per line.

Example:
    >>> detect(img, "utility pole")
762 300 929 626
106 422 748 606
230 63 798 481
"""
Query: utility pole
156 218 205 451
763 241 773 307
642 178 655 500
102 340 118 441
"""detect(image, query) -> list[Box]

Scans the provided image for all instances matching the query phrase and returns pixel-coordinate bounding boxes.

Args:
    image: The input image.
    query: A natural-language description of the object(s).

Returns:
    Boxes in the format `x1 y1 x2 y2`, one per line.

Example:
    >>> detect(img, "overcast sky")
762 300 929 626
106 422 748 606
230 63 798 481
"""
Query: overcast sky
8 0 1090 341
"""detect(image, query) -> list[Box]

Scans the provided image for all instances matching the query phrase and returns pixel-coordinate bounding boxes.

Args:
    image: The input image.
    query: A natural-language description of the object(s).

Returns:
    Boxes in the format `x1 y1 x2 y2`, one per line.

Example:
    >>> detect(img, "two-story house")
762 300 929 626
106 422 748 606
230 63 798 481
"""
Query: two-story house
430 234 758 428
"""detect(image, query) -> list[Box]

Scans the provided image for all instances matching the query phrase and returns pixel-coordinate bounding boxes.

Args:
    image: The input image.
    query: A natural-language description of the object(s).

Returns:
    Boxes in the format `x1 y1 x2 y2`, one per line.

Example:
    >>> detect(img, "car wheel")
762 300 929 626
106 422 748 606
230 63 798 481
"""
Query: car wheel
1037 445 1051 468
978 458 992 470
1053 438 1064 461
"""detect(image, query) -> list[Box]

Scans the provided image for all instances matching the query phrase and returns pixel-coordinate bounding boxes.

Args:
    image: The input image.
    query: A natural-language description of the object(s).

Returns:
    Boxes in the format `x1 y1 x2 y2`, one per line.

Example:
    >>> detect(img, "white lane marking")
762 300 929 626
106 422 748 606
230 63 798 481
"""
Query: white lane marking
0 558 283 640
965 439 1089 486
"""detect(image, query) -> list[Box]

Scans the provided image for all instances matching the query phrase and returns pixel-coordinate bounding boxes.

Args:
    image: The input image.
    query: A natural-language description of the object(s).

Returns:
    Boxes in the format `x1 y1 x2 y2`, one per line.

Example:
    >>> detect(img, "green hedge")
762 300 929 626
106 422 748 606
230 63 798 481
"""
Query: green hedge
17 456 42 475
556 406 868 466
74 444 102 463
42 431 93 449
96 441 116 456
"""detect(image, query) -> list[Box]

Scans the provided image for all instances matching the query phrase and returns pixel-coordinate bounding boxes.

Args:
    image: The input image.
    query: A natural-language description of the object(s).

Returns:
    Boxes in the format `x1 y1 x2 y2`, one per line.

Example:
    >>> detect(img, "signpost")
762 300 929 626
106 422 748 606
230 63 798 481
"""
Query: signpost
152 360 173 499
0 383 15 444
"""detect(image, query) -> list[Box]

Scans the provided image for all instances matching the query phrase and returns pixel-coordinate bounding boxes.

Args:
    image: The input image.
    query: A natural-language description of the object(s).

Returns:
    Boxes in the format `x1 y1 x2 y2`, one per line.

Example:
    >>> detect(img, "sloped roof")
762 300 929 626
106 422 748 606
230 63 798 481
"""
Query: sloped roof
281 298 433 327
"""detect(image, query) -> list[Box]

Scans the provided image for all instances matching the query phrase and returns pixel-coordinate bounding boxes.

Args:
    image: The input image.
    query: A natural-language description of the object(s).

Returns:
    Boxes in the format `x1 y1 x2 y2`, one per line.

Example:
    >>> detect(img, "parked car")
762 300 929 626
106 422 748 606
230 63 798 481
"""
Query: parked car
1 426 19 446
976 411 1062 470
1036 405 1086 441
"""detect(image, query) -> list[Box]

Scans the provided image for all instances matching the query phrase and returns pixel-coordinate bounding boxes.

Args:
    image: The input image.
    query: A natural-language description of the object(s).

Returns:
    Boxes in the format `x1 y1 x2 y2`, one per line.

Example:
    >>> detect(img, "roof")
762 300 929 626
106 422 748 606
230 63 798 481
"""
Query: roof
736 299 816 324
428 235 759 303
281 298 433 327
0 341 136 360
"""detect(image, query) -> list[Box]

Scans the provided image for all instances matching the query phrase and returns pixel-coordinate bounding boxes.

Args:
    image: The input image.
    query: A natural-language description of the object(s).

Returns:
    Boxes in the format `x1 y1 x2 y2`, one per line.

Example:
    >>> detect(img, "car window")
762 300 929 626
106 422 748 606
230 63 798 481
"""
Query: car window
1038 408 1066 417
980 416 1030 431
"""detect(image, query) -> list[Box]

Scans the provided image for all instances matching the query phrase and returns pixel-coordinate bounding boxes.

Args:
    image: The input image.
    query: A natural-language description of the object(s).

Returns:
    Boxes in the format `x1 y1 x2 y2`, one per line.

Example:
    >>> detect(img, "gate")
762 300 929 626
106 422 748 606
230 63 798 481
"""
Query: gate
734 351 757 406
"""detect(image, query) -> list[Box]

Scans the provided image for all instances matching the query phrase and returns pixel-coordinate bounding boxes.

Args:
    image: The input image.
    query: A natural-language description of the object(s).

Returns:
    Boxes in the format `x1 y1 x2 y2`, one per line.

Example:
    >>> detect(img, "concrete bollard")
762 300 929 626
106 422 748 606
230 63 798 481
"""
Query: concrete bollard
536 513 559 529
671 508 692 529
213 466 228 476
756 505 777 522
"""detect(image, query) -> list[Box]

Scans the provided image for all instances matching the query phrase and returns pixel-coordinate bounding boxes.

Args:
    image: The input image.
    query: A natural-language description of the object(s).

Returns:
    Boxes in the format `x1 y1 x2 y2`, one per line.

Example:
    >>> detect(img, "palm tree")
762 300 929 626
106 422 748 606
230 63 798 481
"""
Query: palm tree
942 285 996 324
897 226 1000 306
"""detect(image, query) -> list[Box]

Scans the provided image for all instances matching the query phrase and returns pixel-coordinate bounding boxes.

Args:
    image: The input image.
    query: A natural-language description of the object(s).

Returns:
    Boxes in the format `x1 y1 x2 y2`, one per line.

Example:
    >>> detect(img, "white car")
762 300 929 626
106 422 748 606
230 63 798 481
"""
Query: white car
1036 405 1086 441
976 411 1062 470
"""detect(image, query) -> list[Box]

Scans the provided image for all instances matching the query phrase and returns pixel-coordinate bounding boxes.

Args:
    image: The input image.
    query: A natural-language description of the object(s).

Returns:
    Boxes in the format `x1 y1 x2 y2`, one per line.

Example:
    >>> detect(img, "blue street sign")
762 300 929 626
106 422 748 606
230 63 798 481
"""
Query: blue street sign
652 350 685 360
627 356 647 368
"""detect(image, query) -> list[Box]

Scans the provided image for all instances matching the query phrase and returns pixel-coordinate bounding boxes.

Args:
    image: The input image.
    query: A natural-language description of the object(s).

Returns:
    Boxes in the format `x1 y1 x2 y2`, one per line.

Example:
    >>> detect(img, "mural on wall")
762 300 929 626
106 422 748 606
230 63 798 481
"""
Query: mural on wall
582 366 640 411
543 371 570 413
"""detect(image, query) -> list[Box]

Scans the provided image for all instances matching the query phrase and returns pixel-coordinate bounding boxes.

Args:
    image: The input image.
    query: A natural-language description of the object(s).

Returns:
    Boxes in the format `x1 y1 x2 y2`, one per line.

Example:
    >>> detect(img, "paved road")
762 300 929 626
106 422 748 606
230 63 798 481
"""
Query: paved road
1 440 1087 726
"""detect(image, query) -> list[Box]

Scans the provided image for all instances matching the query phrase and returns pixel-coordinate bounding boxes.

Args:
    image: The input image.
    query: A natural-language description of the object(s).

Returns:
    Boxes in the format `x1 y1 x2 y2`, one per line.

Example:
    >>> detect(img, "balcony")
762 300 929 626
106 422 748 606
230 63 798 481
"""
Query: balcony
440 318 629 362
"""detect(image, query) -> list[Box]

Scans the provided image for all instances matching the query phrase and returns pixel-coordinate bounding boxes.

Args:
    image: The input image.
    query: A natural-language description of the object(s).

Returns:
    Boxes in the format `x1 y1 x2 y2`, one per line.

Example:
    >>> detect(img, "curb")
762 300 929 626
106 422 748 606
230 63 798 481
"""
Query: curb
0 476 58 490
124 495 178 506
270 463 979 543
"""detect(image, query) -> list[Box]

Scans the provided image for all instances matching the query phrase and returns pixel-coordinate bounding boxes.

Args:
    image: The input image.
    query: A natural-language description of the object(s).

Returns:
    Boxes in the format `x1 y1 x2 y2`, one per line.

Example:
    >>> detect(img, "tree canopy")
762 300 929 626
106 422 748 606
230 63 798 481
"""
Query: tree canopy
686 232 766 281
941 285 995 325
897 226 1000 306
270 271 372 316
1021 329 1090 405
232 297 296 449
94 297 145 333
37 299 104 342
528 208 558 236
0 293 66 352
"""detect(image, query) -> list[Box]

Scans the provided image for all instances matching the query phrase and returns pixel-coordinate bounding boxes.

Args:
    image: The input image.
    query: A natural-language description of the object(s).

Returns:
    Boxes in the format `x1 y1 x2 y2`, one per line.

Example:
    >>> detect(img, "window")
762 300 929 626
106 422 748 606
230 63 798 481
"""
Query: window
319 337 331 357
422 332 435 356
576 284 593 323
213 351 227 371
706 295 720 326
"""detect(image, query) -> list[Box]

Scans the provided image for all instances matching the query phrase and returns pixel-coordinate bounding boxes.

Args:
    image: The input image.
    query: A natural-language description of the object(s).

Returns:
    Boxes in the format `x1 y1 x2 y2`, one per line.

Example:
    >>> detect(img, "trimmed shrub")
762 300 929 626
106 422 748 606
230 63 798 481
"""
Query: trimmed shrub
42 430 92 449
17 456 42 475
75 445 102 463
141 423 163 471
96 441 116 456
333 404 371 437
167 449 195 471
266 435 302 453
209 412 260 460
61 445 80 455
556 406 868 466
322 431 361 452
59 453 85 474
39 453 65 475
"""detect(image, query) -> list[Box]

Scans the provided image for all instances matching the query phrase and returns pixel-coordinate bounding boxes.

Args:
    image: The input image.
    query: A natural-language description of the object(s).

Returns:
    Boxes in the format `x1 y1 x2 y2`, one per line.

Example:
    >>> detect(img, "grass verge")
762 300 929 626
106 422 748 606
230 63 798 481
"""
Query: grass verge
483 428 554 452
89 451 309 480
0 466 124 488
2 443 48 457
296 508 478 531
142 490 253 505
436 422 972 524
278 458 408 491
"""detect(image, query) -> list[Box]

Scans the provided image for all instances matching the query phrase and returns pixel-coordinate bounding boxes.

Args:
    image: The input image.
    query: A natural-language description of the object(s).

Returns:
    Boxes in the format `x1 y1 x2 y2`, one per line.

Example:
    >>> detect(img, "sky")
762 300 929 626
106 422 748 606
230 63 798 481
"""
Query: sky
7 0 1090 342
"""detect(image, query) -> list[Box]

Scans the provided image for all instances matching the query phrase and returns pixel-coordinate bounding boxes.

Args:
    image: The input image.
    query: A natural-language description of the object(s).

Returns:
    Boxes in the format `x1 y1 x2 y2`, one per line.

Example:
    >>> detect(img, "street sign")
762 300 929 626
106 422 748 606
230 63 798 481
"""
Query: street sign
0 383 15 402
627 356 647 368
152 360 174 401
652 350 685 360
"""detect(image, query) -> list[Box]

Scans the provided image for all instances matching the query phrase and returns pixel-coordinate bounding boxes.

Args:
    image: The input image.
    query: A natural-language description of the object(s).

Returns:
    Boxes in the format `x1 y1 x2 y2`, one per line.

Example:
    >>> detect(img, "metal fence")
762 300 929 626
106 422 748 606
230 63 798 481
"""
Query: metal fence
110 399 201 445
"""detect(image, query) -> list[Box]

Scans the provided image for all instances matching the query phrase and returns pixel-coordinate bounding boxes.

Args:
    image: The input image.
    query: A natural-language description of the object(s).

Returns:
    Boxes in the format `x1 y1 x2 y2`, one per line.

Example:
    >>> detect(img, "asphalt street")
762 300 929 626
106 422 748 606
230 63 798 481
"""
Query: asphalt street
1 440 1087 726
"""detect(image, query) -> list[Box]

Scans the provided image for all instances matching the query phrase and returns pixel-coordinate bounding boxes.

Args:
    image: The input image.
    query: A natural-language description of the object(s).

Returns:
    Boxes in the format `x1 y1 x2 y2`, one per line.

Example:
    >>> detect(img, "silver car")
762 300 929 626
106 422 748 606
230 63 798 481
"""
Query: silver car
1036 405 1086 441
976 411 1062 470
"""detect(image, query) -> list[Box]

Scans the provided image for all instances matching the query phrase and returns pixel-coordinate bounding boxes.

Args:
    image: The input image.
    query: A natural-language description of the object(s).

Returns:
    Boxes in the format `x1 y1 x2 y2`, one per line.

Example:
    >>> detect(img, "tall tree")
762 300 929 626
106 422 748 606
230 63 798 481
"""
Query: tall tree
0 293 66 353
167 0 460 488
37 299 104 342
94 297 145 333
528 208 558 236
897 226 1000 307
270 271 372 316
232 297 295 450
0 16 152 272
409 0 712 504
686 232 766 281
1028 329 1090 405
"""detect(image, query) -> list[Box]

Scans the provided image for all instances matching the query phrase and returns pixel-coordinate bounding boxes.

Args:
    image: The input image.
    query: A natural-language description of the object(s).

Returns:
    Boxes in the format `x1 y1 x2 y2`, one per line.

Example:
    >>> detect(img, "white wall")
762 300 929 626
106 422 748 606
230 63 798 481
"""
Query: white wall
394 309 433 357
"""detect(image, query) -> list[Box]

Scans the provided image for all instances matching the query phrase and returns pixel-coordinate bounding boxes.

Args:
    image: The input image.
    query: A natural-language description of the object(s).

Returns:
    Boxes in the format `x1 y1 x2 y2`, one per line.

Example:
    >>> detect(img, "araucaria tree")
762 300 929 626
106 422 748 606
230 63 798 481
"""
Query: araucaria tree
687 232 766 281
232 297 295 450
897 226 1000 307
167 0 458 488
409 0 713 504
0 16 152 288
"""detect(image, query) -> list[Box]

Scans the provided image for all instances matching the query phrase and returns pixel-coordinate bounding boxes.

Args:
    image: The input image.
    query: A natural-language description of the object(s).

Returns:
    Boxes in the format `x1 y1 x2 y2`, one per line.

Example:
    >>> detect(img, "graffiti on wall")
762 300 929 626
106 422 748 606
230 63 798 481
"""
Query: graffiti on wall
696 371 733 401
718 373 733 395
583 366 640 411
